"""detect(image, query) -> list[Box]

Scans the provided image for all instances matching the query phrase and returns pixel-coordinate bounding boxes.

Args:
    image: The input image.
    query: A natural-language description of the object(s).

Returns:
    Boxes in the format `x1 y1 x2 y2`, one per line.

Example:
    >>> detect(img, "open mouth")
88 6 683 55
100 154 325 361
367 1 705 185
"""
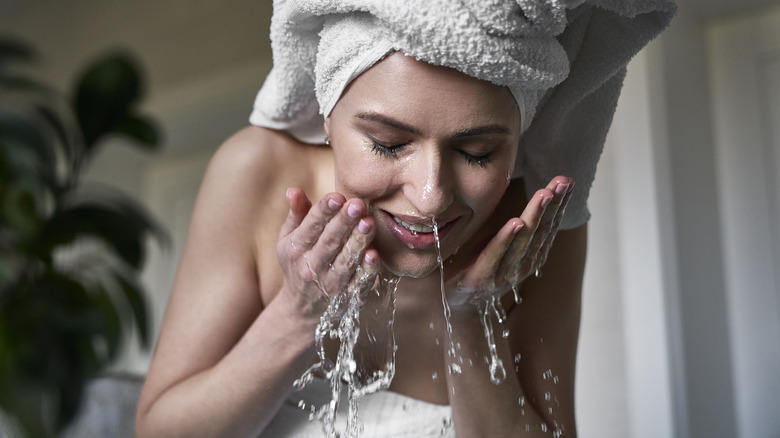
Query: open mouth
379 211 457 249
392 216 435 233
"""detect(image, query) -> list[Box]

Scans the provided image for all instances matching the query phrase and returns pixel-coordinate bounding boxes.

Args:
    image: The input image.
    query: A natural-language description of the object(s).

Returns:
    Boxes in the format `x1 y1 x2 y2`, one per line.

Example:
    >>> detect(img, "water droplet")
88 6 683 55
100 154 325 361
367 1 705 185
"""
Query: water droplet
519 396 526 406
295 265 401 437
541 423 548 432
298 400 306 409
535 268 542 278
429 322 435 330
432 372 438 380
514 353 522 363
543 369 553 380
544 392 552 401
502 329 510 338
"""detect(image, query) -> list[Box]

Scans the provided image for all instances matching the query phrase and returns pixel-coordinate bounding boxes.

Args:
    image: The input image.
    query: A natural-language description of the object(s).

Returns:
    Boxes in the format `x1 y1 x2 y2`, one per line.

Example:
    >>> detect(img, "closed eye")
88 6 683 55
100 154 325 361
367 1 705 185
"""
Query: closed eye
370 140 408 158
458 150 492 167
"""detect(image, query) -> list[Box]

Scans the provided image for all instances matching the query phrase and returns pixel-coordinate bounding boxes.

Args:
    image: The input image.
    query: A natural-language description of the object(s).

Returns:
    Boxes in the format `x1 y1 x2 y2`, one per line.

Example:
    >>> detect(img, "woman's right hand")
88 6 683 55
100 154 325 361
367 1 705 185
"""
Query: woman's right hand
276 188 380 319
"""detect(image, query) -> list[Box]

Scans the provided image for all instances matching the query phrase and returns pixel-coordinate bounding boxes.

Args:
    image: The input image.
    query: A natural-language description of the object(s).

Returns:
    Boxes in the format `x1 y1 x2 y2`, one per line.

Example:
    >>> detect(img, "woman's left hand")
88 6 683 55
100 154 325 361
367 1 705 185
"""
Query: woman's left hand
446 176 574 308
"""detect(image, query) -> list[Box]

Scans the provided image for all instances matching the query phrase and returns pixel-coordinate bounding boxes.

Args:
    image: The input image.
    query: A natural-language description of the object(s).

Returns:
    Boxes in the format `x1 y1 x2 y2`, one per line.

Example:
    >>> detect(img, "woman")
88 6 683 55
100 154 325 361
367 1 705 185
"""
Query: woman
136 1 675 437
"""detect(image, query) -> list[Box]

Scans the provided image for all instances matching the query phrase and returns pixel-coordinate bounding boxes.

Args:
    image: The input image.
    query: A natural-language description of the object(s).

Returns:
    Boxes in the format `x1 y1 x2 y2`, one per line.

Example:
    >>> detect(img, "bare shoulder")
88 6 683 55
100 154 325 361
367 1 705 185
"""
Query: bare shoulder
198 126 327 228
199 126 332 303
137 127 329 416
206 126 315 197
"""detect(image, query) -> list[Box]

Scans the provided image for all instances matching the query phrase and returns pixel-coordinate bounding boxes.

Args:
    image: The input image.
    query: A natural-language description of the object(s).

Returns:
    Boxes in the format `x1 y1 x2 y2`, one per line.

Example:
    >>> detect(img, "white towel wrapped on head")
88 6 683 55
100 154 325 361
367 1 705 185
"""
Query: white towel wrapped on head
250 0 676 229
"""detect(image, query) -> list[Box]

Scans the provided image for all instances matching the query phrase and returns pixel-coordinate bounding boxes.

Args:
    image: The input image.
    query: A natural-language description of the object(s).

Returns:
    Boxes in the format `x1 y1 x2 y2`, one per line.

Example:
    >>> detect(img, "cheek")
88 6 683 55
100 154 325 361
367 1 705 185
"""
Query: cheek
459 162 513 212
332 147 394 199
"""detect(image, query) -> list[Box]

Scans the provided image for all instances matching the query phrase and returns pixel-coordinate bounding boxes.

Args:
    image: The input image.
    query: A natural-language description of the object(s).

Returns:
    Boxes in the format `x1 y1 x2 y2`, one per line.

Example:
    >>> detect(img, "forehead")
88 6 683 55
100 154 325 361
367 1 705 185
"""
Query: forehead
333 52 520 132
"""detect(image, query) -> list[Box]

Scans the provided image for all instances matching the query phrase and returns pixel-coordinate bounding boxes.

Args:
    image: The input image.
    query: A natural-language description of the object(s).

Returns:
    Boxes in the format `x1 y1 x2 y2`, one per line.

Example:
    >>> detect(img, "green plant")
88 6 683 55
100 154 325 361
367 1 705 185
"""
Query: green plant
0 36 165 437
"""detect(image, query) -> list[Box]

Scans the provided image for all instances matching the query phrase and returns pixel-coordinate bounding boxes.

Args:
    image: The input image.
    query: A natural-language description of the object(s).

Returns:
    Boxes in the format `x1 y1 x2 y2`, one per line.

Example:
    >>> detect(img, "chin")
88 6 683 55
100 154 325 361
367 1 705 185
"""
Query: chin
380 253 441 279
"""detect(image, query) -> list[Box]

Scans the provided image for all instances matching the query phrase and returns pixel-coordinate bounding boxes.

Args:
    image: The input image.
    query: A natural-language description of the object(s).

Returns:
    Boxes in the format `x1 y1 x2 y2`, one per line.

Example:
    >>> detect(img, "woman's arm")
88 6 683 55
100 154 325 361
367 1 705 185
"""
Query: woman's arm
444 178 585 437
135 129 377 438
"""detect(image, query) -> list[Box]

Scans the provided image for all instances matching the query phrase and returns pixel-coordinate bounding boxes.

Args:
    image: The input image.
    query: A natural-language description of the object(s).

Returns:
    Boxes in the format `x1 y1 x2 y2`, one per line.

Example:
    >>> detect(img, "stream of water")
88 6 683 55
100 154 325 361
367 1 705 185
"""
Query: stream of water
294 219 523 436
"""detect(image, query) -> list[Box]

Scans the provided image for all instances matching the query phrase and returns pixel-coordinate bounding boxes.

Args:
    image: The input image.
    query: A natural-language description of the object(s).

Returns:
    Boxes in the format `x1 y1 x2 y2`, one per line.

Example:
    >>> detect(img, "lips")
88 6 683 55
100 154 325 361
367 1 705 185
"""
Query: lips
392 216 435 233
378 211 456 249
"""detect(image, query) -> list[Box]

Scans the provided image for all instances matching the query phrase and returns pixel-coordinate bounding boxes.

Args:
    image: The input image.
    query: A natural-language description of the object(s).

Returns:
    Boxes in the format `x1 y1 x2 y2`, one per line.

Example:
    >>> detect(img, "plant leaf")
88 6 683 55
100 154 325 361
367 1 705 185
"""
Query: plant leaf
74 51 143 148
41 201 163 268
0 36 35 67
0 74 58 97
0 109 61 191
113 113 160 149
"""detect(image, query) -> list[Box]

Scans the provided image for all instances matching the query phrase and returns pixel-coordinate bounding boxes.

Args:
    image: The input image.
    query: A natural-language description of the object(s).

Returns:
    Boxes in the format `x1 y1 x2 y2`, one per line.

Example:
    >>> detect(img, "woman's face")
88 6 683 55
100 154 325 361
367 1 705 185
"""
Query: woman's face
324 53 521 278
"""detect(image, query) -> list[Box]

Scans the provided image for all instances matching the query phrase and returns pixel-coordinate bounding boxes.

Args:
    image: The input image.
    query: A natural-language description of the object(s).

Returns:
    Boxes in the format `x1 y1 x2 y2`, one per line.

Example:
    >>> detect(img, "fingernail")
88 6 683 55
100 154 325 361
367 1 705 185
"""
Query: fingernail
555 183 570 196
358 218 371 234
328 198 342 211
513 223 524 234
348 203 362 218
541 195 553 209
286 187 294 200
364 252 376 265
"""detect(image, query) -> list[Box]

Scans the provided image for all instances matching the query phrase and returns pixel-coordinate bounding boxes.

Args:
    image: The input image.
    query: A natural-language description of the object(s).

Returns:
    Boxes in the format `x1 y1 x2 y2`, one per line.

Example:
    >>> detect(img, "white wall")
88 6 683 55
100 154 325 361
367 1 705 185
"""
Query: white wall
707 6 780 438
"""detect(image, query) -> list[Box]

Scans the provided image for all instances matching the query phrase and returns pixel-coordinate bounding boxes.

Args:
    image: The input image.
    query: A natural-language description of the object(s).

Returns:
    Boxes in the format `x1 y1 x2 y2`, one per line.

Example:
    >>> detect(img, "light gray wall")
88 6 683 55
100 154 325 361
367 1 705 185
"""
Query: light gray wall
655 6 737 438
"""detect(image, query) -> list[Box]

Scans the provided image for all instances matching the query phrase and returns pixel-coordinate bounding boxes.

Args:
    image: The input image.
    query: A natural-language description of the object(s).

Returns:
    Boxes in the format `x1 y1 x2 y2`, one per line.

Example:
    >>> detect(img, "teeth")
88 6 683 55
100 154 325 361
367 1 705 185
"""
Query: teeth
393 216 435 233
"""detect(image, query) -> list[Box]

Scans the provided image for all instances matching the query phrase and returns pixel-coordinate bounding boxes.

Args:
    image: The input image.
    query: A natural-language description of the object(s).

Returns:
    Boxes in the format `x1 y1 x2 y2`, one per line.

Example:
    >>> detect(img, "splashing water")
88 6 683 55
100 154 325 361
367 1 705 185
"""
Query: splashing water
479 297 507 384
432 218 462 376
432 219 506 384
294 215 526 436
294 269 400 438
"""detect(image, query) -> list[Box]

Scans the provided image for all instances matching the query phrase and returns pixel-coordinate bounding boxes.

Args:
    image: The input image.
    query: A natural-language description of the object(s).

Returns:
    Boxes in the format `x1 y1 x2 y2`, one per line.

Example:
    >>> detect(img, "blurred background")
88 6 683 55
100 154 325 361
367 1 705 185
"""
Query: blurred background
1 0 779 437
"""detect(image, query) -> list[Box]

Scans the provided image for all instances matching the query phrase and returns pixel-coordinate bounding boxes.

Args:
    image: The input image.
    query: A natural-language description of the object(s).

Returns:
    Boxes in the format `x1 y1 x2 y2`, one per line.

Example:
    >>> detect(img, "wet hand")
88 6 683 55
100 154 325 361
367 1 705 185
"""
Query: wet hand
277 188 380 319
446 176 574 308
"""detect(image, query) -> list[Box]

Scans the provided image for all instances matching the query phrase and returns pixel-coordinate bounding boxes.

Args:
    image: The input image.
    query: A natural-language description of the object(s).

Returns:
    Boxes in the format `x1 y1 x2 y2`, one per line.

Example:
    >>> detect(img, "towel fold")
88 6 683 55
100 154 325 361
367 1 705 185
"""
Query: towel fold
250 0 676 229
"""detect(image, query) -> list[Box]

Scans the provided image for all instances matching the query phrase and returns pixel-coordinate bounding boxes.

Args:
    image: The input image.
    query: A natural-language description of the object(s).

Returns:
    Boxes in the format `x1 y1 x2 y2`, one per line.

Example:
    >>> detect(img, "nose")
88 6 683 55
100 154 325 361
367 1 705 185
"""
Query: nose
404 147 453 218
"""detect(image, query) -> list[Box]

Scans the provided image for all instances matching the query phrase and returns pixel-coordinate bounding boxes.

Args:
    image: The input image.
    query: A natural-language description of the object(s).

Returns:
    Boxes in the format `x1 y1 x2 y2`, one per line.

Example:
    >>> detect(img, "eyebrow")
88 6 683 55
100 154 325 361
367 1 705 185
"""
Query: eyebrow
355 112 423 135
451 125 512 138
355 112 512 138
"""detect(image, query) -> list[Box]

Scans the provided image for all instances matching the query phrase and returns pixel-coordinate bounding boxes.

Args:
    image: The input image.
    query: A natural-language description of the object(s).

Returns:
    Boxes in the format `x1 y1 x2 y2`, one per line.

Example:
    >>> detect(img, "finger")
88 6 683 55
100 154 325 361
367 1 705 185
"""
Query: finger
326 214 376 288
535 177 572 238
459 218 523 291
308 198 367 270
524 178 574 271
497 188 554 278
536 182 575 267
290 192 348 250
348 248 381 308
279 187 312 239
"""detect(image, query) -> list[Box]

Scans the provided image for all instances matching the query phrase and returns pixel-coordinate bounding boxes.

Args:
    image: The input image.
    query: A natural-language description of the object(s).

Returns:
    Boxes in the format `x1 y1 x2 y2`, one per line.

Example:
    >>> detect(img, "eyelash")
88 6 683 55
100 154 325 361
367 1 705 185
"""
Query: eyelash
370 141 492 168
370 141 404 158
